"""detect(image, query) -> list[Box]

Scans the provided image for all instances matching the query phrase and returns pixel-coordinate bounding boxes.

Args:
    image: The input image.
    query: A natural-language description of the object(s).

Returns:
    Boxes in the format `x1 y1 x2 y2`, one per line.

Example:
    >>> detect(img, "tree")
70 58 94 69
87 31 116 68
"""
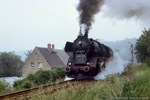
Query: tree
135 28 150 65
0 52 23 77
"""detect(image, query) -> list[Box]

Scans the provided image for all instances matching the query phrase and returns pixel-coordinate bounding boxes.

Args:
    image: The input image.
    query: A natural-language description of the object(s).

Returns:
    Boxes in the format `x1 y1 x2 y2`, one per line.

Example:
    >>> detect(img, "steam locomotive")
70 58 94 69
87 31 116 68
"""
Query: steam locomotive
65 33 113 80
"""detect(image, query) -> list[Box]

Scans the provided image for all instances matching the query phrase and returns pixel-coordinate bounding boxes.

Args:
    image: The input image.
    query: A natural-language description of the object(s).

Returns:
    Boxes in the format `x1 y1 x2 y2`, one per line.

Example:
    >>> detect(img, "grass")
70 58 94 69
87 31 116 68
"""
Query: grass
31 64 150 100
31 75 127 100
1 64 150 99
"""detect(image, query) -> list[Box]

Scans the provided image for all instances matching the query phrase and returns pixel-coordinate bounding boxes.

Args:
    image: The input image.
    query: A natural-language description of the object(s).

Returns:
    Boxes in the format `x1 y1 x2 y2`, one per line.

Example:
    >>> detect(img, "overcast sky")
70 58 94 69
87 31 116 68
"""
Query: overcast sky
0 0 149 52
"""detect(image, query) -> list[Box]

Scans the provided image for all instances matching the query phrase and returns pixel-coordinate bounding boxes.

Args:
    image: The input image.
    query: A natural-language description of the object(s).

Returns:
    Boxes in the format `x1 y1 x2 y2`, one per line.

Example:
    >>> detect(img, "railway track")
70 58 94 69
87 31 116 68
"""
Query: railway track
0 80 96 100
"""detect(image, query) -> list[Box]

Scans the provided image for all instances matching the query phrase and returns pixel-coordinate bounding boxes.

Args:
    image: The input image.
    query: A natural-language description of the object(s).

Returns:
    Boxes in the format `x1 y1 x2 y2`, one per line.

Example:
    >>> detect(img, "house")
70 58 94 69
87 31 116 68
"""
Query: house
22 44 68 77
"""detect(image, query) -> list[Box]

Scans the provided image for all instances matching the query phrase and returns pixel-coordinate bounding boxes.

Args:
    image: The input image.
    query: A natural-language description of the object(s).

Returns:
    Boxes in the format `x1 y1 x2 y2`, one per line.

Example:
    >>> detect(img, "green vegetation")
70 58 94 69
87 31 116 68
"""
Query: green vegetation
0 80 11 93
0 66 65 95
13 66 65 89
122 64 150 98
135 28 150 65
1 64 150 100
0 51 23 77
31 64 150 100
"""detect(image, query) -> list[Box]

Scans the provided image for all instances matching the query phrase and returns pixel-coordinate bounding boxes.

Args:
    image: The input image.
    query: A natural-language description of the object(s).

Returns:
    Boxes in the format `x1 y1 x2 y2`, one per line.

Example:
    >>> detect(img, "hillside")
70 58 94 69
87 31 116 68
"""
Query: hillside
31 64 150 100
100 38 137 63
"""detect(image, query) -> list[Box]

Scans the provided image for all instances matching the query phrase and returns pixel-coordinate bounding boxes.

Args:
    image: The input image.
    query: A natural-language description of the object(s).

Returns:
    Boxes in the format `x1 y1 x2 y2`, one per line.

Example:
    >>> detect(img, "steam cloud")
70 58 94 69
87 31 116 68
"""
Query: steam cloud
77 0 104 36
102 0 150 23
94 51 129 80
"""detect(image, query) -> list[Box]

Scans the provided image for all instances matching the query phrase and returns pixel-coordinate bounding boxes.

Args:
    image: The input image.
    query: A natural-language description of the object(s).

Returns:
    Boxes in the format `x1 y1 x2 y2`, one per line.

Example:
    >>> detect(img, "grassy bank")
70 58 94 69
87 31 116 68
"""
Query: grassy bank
31 64 150 100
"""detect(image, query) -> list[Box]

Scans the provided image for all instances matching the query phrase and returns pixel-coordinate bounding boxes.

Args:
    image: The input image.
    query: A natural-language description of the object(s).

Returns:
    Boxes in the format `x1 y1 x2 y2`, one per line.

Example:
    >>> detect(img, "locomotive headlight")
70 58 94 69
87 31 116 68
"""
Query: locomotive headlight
86 62 90 65
68 62 72 66
78 41 82 45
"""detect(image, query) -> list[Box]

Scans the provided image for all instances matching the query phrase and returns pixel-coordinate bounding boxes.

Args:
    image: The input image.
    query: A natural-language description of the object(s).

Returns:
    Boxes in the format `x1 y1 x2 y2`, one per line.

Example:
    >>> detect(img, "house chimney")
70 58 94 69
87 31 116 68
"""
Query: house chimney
47 44 51 50
52 44 55 49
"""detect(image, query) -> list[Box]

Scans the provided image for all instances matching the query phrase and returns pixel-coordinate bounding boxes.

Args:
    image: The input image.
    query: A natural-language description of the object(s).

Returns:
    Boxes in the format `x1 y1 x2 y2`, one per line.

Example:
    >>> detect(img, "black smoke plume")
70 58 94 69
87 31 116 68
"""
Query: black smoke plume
77 0 104 37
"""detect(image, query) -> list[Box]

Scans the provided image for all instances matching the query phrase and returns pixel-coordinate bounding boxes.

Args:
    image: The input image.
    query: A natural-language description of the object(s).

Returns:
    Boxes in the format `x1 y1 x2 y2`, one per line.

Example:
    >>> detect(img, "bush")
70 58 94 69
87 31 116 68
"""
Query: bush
22 80 33 89
13 79 33 89
26 74 36 82
0 80 10 92
13 66 66 88
54 67 66 78
33 70 51 85
13 79 23 88
50 70 58 82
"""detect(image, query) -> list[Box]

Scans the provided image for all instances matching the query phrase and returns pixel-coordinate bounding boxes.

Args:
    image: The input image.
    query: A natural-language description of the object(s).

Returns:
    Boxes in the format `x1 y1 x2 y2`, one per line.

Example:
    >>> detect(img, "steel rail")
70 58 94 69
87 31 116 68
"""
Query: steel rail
0 80 96 100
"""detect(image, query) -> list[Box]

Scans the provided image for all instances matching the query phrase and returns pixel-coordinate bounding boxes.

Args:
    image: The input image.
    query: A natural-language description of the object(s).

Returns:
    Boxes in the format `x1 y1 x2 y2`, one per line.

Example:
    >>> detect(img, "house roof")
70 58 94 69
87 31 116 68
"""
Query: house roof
36 47 68 68
55 49 68 64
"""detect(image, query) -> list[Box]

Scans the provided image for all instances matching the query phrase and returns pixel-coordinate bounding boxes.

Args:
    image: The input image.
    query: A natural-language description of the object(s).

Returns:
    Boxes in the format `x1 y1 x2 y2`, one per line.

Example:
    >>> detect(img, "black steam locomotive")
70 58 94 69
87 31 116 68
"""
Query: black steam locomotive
65 34 113 80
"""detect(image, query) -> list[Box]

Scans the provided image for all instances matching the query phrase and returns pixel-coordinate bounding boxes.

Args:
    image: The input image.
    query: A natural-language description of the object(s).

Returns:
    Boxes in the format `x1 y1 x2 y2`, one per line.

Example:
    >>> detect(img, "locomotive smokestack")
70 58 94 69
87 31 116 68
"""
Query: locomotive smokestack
77 0 104 36
79 25 88 37
84 29 88 37
80 24 89 37
79 28 83 36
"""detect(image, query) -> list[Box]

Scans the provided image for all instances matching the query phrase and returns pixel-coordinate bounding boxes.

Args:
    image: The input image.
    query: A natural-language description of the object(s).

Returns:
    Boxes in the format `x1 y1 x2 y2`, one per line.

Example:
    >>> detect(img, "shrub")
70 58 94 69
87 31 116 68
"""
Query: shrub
22 80 33 89
0 80 10 92
13 79 33 89
13 79 23 88
33 70 51 85
55 67 66 78
13 66 66 88
26 74 36 82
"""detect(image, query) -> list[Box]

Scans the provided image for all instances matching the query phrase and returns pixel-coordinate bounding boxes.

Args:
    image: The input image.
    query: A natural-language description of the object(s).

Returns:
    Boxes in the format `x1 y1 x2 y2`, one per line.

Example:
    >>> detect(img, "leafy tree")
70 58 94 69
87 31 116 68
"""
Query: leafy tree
0 52 23 77
135 28 150 64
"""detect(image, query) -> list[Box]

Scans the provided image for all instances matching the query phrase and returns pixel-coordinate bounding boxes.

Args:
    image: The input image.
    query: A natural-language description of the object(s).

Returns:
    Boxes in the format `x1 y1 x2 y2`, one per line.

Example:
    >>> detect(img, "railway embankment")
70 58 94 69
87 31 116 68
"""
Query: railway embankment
31 64 150 100
0 64 150 100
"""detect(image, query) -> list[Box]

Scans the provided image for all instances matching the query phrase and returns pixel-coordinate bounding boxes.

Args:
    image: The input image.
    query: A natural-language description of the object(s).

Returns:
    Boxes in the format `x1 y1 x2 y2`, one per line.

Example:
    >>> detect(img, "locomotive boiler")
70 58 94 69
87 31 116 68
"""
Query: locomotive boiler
65 33 113 80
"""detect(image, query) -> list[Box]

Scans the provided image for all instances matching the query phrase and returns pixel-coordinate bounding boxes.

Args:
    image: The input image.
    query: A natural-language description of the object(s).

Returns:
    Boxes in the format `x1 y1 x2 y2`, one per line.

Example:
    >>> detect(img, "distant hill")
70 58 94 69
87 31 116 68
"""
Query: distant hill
99 38 137 63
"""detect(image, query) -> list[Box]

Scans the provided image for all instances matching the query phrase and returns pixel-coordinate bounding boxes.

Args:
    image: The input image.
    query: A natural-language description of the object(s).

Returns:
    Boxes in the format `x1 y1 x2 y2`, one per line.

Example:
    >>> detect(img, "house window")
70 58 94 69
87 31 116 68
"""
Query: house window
38 62 43 68
30 62 34 68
